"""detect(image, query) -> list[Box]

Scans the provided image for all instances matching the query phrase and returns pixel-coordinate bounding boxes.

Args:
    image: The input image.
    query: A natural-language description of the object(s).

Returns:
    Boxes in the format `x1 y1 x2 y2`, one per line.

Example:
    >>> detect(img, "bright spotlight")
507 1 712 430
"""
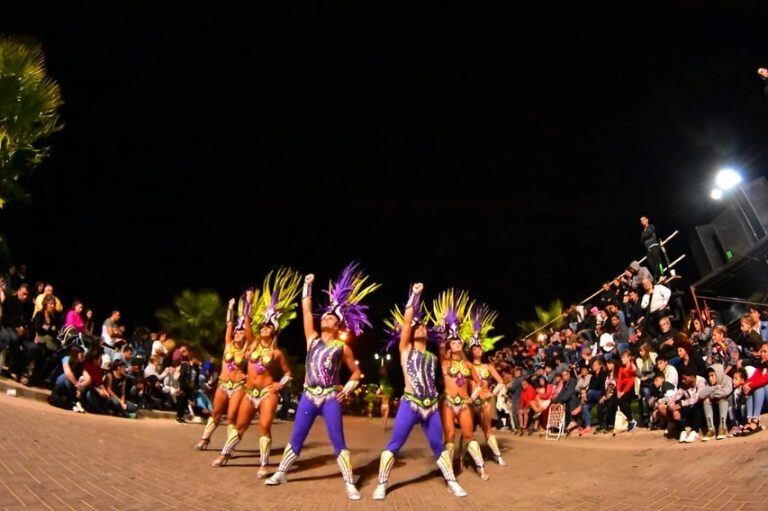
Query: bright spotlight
710 188 723 200
354 359 359 366
374 353 380 360
386 353 391 361
715 168 742 191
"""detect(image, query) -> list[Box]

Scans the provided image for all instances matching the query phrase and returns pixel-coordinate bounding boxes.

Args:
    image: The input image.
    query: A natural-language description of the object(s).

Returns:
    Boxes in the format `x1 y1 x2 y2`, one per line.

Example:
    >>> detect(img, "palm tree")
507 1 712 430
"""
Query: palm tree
516 299 566 337
0 36 63 208
155 289 226 357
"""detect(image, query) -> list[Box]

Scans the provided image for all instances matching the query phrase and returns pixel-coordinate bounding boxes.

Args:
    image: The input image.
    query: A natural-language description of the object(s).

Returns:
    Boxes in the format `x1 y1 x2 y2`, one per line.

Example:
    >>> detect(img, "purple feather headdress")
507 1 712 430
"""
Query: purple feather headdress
321 262 381 336
381 297 440 353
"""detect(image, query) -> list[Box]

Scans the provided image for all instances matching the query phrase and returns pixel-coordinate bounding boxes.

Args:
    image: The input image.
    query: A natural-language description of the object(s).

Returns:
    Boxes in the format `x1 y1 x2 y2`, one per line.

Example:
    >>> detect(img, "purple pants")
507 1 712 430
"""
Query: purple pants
385 402 444 459
289 393 346 456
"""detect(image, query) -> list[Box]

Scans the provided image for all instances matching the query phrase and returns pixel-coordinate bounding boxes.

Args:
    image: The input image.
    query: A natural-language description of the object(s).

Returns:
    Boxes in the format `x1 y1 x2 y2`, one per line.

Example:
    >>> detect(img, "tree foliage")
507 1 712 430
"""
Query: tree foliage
155 289 226 357
0 36 63 207
516 299 566 336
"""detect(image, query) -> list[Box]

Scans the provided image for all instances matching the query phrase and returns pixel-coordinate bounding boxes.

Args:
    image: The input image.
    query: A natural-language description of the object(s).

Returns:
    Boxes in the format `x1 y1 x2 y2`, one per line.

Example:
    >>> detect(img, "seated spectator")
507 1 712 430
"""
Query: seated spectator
609 314 630 354
663 367 706 443
616 351 638 431
596 358 619 433
1 283 33 380
51 346 86 412
654 317 679 365
729 368 749 436
648 373 675 430
656 354 678 389
676 339 707 378
151 332 170 368
553 367 577 425
28 296 60 386
101 310 124 364
64 300 86 333
706 325 739 374
737 314 763 366
571 365 591 430
621 260 652 292
33 284 63 316
81 347 110 413
748 306 768 341
687 315 713 350
741 342 768 435
581 358 607 435
623 289 645 329
699 364 732 441
517 378 536 435
104 360 138 417
635 343 657 426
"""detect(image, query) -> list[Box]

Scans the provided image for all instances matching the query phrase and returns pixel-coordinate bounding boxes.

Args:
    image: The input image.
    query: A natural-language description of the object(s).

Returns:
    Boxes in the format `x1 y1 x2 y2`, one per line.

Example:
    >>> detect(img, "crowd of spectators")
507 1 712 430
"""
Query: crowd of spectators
0 264 221 422
488 259 768 442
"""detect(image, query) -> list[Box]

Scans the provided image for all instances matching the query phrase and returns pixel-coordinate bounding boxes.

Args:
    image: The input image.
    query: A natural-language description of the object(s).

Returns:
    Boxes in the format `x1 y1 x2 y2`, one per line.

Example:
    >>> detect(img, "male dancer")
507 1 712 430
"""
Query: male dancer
373 283 467 500
266 263 379 500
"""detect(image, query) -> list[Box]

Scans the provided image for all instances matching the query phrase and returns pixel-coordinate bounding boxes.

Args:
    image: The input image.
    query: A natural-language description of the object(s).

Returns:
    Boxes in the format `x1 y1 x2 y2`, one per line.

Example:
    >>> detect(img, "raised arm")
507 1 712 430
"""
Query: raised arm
302 274 318 346
224 298 235 344
400 282 423 352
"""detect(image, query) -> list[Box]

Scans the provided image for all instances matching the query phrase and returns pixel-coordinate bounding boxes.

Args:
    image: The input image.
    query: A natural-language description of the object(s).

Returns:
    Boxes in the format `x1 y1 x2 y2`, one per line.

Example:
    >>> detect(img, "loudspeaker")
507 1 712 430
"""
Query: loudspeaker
689 224 725 277
712 203 755 259
738 177 768 237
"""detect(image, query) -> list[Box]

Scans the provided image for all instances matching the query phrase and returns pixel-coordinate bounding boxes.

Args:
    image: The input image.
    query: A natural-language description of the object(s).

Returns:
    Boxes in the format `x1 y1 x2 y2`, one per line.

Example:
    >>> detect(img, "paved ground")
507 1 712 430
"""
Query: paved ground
1 393 767 511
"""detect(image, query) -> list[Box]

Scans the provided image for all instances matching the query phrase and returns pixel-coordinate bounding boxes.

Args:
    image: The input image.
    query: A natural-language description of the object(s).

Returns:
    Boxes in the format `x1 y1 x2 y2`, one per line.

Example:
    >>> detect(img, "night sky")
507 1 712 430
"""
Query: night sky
3 2 768 368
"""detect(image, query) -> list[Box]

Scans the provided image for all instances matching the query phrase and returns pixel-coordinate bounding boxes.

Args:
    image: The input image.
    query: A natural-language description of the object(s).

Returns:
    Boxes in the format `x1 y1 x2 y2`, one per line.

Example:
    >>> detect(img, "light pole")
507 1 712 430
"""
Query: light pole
373 352 391 368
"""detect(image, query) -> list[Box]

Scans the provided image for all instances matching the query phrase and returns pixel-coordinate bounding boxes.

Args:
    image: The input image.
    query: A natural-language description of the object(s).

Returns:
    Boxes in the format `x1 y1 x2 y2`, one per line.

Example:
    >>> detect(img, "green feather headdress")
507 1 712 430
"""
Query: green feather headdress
431 289 472 342
255 267 302 331
467 302 504 353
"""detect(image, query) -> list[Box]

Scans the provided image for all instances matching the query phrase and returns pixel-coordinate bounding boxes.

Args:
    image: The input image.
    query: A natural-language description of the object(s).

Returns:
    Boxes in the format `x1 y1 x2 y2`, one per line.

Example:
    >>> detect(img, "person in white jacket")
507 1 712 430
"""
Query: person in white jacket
665 366 706 443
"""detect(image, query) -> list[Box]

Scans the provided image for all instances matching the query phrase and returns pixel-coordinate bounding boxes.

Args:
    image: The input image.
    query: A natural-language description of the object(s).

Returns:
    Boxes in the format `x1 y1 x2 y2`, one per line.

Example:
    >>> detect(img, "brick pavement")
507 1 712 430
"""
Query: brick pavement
0 393 767 510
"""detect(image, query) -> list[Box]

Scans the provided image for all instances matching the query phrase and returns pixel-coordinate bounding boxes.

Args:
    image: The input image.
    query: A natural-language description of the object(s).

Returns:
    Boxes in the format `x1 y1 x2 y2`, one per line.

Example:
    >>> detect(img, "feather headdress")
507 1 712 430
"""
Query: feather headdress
467 302 504 352
236 286 261 331
382 301 439 352
255 267 302 331
322 262 381 336
431 289 472 342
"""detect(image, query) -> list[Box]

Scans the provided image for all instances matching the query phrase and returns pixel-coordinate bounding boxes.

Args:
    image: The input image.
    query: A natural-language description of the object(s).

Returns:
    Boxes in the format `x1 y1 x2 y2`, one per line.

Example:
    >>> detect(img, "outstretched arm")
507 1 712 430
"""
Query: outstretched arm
400 283 423 353
338 344 362 402
302 274 318 346
224 298 235 344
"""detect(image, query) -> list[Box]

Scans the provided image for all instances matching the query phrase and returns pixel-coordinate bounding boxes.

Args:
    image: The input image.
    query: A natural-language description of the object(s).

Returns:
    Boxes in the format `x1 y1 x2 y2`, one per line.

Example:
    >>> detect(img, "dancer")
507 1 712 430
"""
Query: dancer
373 283 467 500
266 263 379 500
376 377 392 430
434 290 489 480
213 268 300 476
194 295 255 450
467 303 507 465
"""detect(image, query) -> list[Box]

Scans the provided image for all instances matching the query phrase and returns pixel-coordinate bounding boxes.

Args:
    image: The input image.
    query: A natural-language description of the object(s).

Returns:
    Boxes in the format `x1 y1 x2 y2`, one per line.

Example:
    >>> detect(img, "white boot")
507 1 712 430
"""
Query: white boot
372 483 387 500
447 481 468 497
345 482 361 500
265 471 287 485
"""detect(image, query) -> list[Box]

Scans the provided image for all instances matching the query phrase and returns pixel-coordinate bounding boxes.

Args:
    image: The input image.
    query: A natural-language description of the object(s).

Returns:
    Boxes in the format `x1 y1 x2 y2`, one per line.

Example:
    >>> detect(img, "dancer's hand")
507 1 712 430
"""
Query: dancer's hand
412 282 423 295
305 274 315 285
268 383 282 394
228 298 235 309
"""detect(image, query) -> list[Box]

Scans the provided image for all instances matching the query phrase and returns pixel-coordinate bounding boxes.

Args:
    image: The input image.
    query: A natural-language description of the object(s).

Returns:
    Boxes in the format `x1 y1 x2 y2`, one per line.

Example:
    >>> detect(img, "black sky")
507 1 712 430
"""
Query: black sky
3 1 768 368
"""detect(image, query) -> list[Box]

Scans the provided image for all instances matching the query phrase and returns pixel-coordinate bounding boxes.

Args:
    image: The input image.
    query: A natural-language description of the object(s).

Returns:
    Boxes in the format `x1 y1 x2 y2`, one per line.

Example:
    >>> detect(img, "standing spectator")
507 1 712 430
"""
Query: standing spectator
616 351 638 431
172 343 189 364
635 343 657 426
33 284 63 316
1 284 33 381
640 215 664 280
640 278 670 339
64 300 86 333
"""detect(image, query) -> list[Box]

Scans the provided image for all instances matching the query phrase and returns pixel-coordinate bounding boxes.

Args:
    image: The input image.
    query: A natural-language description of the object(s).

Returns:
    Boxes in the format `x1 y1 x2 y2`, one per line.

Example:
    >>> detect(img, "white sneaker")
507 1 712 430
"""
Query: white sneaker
265 471 287 485
494 455 507 466
73 401 85 413
345 482 361 500
678 429 689 443
685 431 698 443
372 483 387 500
191 416 204 424
447 481 467 497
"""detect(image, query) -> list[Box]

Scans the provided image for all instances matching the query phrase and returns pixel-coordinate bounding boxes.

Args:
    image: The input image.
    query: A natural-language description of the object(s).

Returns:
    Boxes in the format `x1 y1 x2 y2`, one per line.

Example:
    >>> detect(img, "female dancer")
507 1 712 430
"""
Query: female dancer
213 268 300 476
434 290 488 481
373 283 467 500
194 296 255 450
377 377 392 430
467 303 507 465
266 263 379 501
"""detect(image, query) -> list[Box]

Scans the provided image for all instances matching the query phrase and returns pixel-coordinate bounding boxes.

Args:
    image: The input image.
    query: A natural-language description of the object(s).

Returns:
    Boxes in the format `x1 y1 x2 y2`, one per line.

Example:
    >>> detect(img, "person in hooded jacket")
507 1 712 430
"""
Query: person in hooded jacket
699 363 733 441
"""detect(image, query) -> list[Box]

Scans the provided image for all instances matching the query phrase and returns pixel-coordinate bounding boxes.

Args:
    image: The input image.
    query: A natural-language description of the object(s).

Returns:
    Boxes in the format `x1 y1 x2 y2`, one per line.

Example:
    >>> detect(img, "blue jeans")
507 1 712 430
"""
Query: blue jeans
582 389 602 427
746 386 766 420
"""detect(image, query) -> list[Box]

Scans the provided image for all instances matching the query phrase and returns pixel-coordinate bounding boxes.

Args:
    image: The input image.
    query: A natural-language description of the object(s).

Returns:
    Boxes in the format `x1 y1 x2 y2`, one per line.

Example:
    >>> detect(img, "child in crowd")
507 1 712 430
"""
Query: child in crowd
729 368 749 436
648 372 675 430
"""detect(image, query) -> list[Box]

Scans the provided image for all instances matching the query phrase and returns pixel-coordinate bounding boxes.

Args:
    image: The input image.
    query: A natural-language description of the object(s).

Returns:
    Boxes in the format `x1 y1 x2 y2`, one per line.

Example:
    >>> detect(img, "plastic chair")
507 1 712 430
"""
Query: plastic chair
545 404 566 440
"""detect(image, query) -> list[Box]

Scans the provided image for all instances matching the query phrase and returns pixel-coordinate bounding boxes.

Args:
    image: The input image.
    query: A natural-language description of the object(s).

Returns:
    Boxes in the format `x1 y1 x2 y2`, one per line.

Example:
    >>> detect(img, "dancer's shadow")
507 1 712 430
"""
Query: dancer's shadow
386 469 442 495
